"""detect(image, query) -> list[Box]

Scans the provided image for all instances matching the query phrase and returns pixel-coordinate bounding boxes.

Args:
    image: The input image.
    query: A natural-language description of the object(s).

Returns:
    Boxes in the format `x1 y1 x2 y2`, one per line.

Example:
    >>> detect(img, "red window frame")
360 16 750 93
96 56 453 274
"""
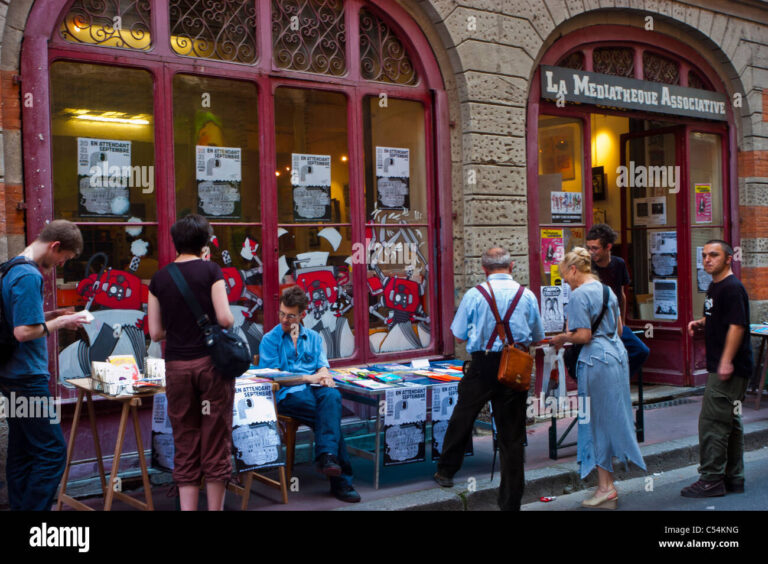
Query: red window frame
21 0 455 398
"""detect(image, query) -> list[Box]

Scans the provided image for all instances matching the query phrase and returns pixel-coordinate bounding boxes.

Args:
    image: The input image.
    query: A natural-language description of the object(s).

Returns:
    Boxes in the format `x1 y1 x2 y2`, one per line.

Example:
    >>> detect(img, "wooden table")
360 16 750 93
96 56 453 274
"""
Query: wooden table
749 327 768 410
57 378 164 511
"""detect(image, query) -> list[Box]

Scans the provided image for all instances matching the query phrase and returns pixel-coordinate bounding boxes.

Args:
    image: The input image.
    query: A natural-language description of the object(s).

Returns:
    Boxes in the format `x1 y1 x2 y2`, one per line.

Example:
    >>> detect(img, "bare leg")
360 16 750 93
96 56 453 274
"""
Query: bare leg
597 467 615 492
179 485 199 511
206 480 226 511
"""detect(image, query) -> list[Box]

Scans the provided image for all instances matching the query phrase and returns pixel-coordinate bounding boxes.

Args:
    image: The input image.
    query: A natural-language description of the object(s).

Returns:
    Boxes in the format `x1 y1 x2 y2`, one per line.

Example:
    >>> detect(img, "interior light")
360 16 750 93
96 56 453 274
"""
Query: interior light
275 171 281 177
74 114 150 125
341 155 348 162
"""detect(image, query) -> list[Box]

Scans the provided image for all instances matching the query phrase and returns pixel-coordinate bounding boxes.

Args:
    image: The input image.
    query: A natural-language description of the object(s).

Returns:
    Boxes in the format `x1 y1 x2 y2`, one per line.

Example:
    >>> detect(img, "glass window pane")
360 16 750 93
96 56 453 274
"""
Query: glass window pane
367 226 431 354
169 0 258 64
57 225 158 383
363 97 426 222
279 226 355 360
209 225 264 357
274 88 349 224
540 227 584 287
51 62 155 222
272 0 346 76
538 116 584 225
624 133 678 321
689 132 723 225
61 0 151 50
173 74 260 221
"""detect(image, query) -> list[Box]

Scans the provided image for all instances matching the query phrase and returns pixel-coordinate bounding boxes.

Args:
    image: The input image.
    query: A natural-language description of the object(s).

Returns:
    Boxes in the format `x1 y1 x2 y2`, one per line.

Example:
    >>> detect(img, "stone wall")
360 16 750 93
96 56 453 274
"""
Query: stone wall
416 0 768 322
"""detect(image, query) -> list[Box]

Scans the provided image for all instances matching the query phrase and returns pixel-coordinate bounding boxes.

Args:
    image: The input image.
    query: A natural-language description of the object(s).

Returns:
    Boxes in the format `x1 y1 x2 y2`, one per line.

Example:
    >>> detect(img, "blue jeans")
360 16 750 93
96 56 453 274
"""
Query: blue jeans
278 385 354 489
0 375 66 511
622 325 650 378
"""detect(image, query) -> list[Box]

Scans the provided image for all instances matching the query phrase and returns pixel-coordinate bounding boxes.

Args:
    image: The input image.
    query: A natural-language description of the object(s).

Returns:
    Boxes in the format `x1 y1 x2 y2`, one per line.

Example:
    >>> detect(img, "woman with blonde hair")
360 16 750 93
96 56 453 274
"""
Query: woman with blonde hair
550 247 645 509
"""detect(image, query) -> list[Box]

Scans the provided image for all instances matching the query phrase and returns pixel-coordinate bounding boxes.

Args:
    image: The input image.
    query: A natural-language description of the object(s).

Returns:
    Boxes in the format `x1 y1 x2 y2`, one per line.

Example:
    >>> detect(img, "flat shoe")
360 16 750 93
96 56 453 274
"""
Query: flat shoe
581 487 618 509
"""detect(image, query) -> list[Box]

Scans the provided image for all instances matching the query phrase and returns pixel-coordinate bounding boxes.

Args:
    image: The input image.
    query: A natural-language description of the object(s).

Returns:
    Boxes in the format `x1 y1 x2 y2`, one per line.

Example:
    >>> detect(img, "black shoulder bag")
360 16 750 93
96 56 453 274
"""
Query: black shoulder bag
167 262 251 379
563 284 610 381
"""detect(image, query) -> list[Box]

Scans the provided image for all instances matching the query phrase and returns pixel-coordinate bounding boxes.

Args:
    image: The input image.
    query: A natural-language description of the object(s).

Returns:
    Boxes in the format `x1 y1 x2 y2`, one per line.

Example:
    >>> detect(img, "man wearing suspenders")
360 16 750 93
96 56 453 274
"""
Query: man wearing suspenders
434 247 544 511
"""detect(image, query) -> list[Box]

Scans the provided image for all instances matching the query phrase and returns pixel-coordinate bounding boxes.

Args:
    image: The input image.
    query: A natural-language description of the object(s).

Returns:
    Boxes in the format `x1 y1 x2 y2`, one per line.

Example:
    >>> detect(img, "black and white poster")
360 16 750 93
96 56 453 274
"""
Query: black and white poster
151 393 174 472
430 383 472 461
292 153 331 222
77 137 132 217
232 380 284 473
696 246 713 292
653 278 678 320
384 386 427 466
649 231 678 278
540 285 565 333
196 146 242 218
375 147 410 210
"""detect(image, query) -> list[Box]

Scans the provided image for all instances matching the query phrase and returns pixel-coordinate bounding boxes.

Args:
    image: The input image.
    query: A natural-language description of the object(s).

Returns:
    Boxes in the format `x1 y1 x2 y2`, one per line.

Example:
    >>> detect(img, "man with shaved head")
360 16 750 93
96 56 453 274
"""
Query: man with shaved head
434 246 544 511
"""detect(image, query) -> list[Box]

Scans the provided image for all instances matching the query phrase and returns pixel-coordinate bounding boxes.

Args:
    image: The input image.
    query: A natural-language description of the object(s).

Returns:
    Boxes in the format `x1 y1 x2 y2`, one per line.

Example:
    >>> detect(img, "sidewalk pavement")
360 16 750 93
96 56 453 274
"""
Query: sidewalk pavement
52 384 768 511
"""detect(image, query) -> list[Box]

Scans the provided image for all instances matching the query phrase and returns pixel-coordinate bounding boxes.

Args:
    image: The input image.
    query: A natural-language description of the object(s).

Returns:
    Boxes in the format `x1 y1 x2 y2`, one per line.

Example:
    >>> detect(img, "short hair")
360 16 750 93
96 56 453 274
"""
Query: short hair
170 214 212 256
704 239 734 258
481 247 512 270
281 285 308 312
560 247 594 276
586 224 617 248
38 220 83 256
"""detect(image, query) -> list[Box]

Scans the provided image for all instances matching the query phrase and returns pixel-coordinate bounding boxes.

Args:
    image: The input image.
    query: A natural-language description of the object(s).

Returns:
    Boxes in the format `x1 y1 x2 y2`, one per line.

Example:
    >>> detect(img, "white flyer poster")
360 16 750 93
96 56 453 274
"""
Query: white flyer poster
646 196 667 225
195 146 242 218
376 147 410 210
291 153 332 221
77 137 132 216
151 393 175 472
540 285 565 333
550 191 582 223
653 278 678 320
430 383 471 460
232 381 284 472
650 231 677 254
696 246 713 292
384 386 426 466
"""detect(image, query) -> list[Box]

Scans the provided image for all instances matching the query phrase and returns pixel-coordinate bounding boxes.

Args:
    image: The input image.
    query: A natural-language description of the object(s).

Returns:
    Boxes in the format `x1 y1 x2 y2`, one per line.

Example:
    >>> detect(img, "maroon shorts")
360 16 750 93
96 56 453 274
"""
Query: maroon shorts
165 355 235 486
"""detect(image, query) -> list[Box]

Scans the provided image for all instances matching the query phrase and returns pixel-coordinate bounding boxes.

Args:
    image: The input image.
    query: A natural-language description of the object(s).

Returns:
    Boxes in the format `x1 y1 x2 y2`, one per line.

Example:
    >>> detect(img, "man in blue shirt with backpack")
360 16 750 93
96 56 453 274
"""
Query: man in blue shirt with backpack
1 220 91 510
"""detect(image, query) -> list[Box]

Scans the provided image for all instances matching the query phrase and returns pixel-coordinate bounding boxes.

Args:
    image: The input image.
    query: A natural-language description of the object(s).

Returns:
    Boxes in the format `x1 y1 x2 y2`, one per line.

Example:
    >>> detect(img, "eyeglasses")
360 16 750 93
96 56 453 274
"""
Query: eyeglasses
278 311 299 321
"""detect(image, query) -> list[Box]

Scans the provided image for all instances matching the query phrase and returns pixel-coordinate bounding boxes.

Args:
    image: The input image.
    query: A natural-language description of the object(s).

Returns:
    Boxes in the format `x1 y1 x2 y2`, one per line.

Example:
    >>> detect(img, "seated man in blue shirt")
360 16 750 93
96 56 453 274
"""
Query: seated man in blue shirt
258 285 360 503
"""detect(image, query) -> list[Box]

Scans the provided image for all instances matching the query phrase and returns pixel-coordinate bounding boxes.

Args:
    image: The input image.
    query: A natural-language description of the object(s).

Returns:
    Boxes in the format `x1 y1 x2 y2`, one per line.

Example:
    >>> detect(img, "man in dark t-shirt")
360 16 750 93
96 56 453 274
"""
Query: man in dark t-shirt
586 224 650 378
682 240 753 498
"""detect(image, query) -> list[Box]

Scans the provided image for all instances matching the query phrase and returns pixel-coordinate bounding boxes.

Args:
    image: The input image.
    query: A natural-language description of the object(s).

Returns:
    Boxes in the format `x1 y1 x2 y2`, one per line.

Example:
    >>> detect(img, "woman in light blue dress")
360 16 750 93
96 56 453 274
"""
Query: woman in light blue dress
551 247 646 509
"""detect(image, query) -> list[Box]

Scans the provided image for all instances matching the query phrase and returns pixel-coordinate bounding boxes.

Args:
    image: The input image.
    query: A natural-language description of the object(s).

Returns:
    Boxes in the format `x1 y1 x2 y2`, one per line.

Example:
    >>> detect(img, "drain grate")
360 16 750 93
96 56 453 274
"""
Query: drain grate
641 397 696 410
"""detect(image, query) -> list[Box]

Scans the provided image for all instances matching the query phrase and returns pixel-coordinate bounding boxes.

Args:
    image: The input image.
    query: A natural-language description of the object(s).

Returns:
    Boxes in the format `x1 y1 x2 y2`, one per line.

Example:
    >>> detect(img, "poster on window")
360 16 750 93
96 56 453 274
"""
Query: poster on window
195 146 242 218
431 383 472 461
151 393 175 472
384 386 426 466
653 278 678 320
696 246 713 292
375 147 410 210
550 191 582 223
649 231 677 278
541 228 564 271
291 153 332 222
232 380 284 473
540 285 565 333
77 137 132 217
695 184 712 223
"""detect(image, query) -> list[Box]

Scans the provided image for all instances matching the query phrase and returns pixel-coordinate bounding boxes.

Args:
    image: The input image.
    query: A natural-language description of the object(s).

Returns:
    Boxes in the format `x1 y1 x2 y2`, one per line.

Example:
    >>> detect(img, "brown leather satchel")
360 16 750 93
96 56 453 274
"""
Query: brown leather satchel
475 282 534 391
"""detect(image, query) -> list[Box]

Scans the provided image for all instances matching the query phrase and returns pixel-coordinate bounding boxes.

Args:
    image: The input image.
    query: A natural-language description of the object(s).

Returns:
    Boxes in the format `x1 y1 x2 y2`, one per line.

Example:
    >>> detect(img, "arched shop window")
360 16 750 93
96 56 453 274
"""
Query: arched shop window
22 0 449 395
530 28 733 387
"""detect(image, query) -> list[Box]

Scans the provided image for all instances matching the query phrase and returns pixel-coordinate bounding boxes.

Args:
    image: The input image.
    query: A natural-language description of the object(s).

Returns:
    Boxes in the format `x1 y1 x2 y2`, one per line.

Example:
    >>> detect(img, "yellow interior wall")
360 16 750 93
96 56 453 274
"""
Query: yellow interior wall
590 114 629 244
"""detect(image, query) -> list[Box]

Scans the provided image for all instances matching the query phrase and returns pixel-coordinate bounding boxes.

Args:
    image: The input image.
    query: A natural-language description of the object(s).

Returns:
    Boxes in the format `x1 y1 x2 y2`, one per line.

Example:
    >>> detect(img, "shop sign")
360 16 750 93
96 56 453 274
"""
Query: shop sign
541 65 728 121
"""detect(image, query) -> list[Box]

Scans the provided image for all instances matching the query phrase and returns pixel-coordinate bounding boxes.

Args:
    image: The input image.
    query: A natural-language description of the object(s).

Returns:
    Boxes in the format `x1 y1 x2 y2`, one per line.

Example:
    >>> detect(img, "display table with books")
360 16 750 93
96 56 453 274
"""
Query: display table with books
57 356 166 511
249 359 466 489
